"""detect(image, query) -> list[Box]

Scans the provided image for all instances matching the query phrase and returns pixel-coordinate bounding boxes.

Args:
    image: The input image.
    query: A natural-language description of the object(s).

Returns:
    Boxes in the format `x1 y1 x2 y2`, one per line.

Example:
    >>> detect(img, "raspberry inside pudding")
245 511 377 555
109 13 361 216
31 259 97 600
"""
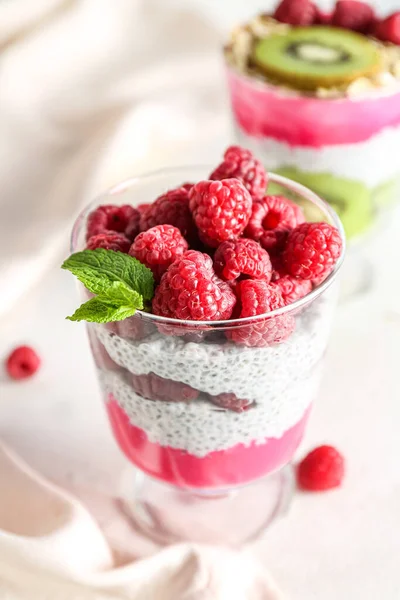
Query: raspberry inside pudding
66 149 344 496
225 1 400 240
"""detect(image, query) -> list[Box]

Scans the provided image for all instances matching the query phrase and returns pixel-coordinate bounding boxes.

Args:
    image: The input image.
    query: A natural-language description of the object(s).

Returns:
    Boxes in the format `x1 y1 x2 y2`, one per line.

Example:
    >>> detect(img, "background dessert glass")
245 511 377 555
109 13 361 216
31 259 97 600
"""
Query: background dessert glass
224 35 400 297
71 167 345 546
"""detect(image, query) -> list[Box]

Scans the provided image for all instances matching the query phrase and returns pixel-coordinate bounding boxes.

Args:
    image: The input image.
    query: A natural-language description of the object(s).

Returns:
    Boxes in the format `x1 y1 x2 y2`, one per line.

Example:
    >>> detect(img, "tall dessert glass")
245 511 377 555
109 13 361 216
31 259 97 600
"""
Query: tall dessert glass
224 17 400 296
71 167 345 546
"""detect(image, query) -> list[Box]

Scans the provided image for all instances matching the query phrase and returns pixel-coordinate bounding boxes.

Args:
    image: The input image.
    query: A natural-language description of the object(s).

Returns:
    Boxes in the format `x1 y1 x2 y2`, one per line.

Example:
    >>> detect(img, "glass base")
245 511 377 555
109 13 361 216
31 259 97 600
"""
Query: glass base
118 466 294 547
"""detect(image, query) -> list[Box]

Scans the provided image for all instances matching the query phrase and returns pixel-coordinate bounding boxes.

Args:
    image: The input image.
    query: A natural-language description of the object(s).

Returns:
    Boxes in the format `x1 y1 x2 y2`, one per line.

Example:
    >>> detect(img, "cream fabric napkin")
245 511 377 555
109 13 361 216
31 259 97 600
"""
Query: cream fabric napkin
0 443 284 599
0 0 219 317
0 1 284 597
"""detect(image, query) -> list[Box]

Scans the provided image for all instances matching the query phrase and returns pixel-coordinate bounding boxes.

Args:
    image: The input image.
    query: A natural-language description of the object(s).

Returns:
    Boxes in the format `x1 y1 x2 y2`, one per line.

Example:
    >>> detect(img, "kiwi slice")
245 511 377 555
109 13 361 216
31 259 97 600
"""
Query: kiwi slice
268 167 374 239
252 27 382 91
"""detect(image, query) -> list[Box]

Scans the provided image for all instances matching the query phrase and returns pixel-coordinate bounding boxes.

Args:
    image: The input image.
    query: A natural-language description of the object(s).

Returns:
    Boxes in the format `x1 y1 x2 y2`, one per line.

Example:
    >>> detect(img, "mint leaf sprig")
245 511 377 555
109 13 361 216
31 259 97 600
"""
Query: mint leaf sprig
62 249 155 323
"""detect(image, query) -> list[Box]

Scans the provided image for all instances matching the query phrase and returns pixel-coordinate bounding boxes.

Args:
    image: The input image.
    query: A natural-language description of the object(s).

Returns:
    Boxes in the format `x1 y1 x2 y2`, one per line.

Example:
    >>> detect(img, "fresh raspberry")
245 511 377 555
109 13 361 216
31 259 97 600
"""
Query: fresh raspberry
117 317 154 340
140 186 197 244
213 238 272 283
316 9 333 24
283 222 343 281
332 0 375 33
131 372 199 402
86 232 131 253
227 280 295 347
210 146 268 201
274 0 318 25
297 445 345 491
124 211 141 241
6 346 41 380
90 338 120 371
189 179 252 248
245 195 304 255
208 392 253 413
374 12 400 45
152 250 236 321
129 224 188 281
86 205 139 241
271 270 312 305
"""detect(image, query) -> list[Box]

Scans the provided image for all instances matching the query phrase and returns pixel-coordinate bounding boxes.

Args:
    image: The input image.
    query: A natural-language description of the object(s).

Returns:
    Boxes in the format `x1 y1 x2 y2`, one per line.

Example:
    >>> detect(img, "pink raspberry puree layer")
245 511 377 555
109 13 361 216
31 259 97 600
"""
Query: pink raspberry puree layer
106 396 311 489
227 67 400 147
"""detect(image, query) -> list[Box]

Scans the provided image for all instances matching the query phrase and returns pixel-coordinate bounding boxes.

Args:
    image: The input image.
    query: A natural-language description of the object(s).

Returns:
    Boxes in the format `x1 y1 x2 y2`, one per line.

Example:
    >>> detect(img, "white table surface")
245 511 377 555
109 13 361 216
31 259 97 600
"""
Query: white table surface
1 208 400 599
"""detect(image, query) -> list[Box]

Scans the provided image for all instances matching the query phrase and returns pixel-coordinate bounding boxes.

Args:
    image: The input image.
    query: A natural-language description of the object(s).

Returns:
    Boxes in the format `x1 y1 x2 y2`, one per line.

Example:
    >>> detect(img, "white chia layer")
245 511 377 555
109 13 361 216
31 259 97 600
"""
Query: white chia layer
93 291 336 455
95 294 333 405
234 123 400 189
101 367 321 456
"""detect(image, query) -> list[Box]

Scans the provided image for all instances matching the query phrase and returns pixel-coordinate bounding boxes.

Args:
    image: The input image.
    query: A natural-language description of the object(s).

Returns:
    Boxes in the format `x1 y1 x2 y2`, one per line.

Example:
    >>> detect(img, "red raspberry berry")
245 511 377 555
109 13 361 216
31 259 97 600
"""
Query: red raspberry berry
316 9 333 24
131 372 199 402
210 146 268 201
208 392 253 413
227 280 295 347
213 238 272 282
152 250 236 321
129 224 188 281
274 0 318 25
6 346 41 380
90 338 120 371
124 211 141 241
116 316 154 340
86 232 131 253
189 179 252 248
374 12 400 45
245 195 304 255
271 270 312 305
86 205 139 241
332 0 375 33
140 186 197 244
297 445 345 491
283 222 343 281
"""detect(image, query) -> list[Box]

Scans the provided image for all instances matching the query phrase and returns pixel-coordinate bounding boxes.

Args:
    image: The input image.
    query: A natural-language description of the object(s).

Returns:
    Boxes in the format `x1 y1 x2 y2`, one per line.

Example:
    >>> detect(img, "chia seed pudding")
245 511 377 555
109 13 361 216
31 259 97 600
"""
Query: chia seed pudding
225 5 400 241
66 157 344 489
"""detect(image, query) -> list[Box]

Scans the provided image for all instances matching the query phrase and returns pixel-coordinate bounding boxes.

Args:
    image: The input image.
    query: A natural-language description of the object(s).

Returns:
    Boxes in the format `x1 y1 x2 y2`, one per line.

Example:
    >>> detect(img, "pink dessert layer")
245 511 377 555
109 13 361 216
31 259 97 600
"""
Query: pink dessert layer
106 395 311 489
226 67 400 147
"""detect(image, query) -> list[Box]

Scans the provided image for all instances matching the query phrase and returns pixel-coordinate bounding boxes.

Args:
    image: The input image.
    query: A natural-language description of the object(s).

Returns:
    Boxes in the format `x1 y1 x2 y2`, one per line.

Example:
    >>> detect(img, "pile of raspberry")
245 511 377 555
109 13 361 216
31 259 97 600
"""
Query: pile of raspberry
273 0 400 45
85 145 343 348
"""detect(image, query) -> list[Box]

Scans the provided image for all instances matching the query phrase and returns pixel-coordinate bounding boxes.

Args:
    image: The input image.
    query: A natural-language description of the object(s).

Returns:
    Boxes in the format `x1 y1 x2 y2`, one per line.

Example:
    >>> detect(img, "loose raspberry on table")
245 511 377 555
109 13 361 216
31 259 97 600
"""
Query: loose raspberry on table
208 392 253 413
332 0 375 33
374 12 400 45
86 205 139 241
210 146 268 201
245 195 304 255
213 238 272 283
271 270 312 305
129 224 188 281
227 279 295 347
297 445 345 491
86 232 131 253
131 372 199 402
283 222 343 281
189 179 252 248
274 0 318 25
140 186 197 244
6 346 41 380
152 250 236 321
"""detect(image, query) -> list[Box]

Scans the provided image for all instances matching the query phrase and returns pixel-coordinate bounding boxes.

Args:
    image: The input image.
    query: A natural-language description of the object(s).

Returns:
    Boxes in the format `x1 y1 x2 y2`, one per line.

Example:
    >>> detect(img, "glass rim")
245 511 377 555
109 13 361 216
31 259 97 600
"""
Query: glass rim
71 166 346 327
